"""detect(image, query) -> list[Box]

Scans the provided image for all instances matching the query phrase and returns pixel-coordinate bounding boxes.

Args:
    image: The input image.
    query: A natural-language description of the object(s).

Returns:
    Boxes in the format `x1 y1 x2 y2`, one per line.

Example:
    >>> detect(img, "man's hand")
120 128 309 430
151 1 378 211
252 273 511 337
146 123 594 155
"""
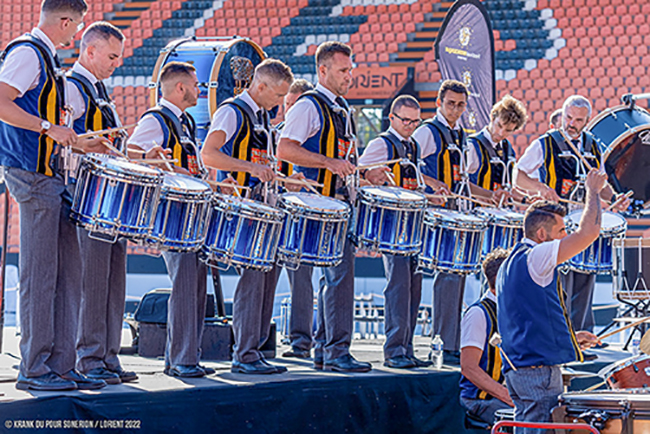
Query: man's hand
285 172 306 192
250 163 274 182
145 145 171 161
328 158 356 177
77 136 110 154
539 184 560 202
365 167 389 185
610 192 631 213
491 188 511 205
576 330 601 350
218 176 240 195
47 125 77 147
585 169 607 195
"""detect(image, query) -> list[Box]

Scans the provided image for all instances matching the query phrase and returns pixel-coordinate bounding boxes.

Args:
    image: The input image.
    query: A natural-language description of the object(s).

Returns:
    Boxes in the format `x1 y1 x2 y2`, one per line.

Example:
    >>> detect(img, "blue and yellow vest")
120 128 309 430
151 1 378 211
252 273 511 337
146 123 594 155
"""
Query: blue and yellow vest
469 130 516 191
459 297 504 399
0 34 66 176
67 72 124 151
538 130 600 199
291 90 354 198
496 242 583 370
216 97 271 188
420 117 465 191
381 131 420 190
142 106 202 176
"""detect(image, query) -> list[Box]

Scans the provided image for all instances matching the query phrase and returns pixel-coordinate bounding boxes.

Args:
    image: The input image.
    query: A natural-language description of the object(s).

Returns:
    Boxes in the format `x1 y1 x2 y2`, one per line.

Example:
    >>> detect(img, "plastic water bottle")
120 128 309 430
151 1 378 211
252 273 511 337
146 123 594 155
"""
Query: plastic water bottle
430 334 444 369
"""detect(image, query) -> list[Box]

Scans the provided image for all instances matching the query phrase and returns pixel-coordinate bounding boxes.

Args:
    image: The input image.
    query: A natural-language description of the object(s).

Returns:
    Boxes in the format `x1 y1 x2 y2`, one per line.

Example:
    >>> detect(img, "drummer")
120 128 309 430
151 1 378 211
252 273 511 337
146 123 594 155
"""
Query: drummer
276 78 319 360
466 95 528 205
497 169 604 432
277 41 372 373
513 95 630 335
66 22 137 385
548 108 562 131
358 94 435 369
127 61 213 378
459 248 513 424
411 79 479 365
201 58 294 375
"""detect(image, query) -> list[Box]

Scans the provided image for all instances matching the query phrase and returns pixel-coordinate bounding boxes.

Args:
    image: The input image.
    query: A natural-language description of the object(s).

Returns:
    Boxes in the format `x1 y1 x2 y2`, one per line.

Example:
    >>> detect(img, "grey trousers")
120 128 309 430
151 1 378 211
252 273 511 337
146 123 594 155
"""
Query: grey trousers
433 271 466 352
561 270 596 332
460 396 511 425
286 265 314 352
162 251 208 367
76 232 127 373
4 167 81 377
382 254 422 359
232 265 281 363
505 365 563 434
314 237 355 361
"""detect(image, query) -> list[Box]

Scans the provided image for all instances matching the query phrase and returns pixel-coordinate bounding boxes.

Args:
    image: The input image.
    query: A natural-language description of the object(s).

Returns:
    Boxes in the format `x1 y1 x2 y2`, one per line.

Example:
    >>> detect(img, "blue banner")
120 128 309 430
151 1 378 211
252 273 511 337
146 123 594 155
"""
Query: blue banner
435 0 496 133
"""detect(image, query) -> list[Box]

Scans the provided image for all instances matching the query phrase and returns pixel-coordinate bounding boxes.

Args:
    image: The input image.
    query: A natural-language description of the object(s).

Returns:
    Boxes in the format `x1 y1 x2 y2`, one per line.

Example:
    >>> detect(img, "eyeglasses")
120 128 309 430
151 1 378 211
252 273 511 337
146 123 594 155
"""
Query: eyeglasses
443 100 467 111
391 113 422 127
62 17 85 33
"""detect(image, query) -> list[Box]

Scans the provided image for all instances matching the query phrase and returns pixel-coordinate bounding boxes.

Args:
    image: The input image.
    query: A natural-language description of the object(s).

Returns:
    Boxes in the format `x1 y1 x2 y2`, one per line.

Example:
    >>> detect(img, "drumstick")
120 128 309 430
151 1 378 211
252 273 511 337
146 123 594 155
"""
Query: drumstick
384 171 396 186
205 180 250 190
275 173 323 187
102 141 127 158
598 316 650 340
558 197 584 207
155 148 174 172
276 177 321 195
606 190 634 211
355 158 402 171
489 333 517 372
77 123 138 140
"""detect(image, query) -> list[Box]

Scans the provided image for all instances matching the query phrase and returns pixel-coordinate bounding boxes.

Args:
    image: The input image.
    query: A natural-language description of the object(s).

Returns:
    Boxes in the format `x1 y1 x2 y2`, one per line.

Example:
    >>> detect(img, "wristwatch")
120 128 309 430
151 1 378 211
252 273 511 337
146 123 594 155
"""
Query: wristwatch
39 120 52 135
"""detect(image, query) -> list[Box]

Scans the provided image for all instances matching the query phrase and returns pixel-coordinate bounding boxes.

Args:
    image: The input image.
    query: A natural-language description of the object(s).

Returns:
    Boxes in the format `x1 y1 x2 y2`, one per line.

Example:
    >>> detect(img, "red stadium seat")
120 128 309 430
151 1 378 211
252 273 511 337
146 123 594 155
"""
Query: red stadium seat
387 42 398 53
378 53 389 63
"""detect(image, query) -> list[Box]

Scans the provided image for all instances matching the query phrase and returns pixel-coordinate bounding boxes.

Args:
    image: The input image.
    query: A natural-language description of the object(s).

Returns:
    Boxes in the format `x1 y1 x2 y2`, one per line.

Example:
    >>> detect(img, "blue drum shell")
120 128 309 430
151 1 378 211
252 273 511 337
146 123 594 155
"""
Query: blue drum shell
277 193 350 268
472 207 523 258
419 209 487 275
71 154 163 238
202 194 283 271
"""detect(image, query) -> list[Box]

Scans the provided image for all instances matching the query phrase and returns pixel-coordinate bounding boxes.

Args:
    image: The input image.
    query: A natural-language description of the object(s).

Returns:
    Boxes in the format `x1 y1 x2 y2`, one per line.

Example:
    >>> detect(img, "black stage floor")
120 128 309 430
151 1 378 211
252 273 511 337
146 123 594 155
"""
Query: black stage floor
0 331 632 434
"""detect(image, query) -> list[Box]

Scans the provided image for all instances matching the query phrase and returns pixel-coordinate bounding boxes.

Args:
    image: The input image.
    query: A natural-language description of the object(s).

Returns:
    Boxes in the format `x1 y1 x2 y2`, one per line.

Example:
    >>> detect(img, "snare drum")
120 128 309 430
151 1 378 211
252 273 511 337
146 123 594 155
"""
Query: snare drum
598 354 650 389
147 173 213 252
355 186 427 255
150 37 265 142
473 207 523 257
202 194 283 271
71 154 164 241
565 210 627 274
419 209 487 275
276 193 350 268
554 389 650 433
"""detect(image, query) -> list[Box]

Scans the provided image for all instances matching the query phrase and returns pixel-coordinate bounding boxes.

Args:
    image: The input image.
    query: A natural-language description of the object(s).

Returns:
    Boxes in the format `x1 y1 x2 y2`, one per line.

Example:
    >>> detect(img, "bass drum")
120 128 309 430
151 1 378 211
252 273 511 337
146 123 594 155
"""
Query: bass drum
150 37 265 142
587 104 650 214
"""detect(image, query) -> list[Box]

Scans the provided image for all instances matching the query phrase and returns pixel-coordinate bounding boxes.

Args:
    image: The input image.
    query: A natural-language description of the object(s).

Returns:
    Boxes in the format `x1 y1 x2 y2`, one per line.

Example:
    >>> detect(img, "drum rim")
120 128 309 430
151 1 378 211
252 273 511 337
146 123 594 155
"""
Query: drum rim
587 104 650 163
279 192 351 214
161 172 212 193
358 185 428 205
211 193 284 220
565 209 627 235
83 153 164 178
425 208 489 229
472 206 524 226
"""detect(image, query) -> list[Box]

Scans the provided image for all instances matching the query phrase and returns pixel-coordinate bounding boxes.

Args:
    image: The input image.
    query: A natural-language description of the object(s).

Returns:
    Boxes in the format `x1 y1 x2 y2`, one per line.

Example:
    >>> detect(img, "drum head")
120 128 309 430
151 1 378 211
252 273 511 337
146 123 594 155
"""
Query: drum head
214 194 283 220
85 153 162 177
427 208 487 229
588 105 650 213
280 193 349 212
162 173 211 192
473 207 523 226
566 209 627 234
151 38 265 142
359 186 427 204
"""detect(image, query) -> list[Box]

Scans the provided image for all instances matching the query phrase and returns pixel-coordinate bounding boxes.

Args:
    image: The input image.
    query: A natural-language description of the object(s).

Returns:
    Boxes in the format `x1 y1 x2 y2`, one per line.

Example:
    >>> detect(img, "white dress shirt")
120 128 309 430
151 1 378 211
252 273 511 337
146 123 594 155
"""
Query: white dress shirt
358 126 408 166
460 290 497 350
0 28 58 97
279 83 342 145
66 62 100 122
127 98 184 152
205 89 260 145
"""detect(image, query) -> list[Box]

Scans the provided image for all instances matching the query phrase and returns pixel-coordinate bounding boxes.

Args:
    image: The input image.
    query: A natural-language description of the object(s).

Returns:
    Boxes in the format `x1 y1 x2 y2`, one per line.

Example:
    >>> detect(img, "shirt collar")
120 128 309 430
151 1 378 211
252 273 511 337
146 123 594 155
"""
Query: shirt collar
31 28 57 56
238 89 261 114
481 126 499 148
485 291 497 302
435 110 461 131
159 99 184 119
387 126 407 142
523 238 538 246
315 83 338 104
71 62 98 85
